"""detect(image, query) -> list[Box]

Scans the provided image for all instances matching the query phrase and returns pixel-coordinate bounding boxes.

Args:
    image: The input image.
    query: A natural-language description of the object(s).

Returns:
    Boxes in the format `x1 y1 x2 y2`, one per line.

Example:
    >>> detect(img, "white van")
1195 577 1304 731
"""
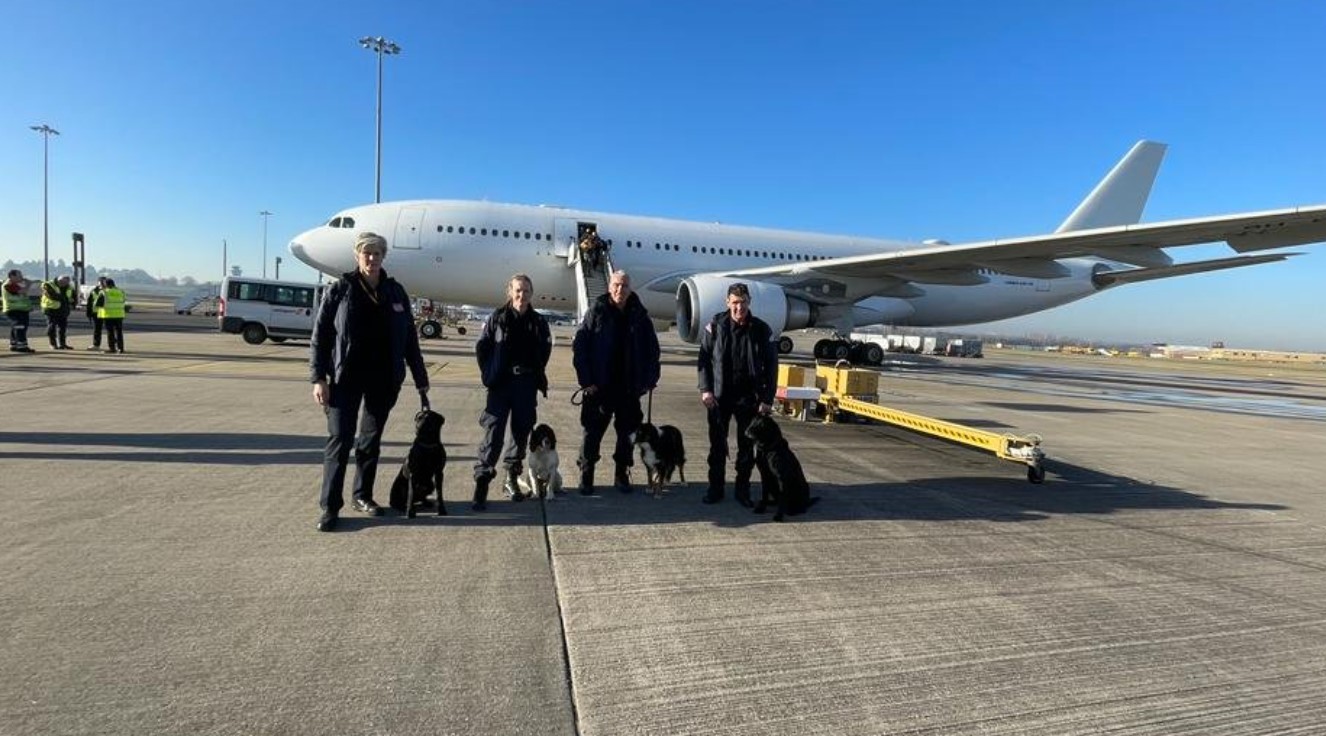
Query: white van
218 276 321 344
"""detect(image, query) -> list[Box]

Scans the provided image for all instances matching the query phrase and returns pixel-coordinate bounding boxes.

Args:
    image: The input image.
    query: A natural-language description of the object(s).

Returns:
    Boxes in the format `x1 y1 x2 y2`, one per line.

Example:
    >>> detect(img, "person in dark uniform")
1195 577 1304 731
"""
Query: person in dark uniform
697 282 778 506
85 276 107 350
310 232 430 532
572 269 660 494
472 273 552 510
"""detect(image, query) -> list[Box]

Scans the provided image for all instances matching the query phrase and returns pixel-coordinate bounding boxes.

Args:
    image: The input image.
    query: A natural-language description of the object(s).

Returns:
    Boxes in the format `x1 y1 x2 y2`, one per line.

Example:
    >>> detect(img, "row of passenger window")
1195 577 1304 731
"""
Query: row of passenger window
437 225 551 241
622 239 828 262
433 224 829 264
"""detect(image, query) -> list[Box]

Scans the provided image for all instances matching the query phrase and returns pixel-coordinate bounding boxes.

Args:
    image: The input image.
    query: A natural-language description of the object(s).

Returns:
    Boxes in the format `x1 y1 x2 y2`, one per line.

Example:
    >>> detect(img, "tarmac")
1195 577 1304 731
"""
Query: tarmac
3 310 1326 735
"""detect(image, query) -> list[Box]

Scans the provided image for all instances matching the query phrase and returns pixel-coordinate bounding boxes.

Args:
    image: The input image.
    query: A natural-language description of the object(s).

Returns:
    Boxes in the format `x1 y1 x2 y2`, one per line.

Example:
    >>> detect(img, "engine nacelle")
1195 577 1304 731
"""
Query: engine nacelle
675 275 815 343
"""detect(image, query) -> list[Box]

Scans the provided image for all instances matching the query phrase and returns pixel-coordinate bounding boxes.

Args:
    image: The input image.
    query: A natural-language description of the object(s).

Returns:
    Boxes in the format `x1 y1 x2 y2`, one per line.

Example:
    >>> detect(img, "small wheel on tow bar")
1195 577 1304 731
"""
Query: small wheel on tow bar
419 320 442 340
777 336 794 354
1028 464 1046 484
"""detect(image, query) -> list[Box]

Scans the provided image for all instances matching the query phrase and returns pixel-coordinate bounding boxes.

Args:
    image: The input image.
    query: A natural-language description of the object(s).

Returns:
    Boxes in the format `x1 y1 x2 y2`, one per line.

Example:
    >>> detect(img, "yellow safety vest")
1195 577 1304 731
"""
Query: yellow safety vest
98 288 127 319
2 284 31 312
40 281 75 311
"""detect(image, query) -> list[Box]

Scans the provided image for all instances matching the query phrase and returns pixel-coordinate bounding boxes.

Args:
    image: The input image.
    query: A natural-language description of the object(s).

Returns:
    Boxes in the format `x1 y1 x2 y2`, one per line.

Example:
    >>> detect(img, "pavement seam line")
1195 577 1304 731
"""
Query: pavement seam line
540 494 584 736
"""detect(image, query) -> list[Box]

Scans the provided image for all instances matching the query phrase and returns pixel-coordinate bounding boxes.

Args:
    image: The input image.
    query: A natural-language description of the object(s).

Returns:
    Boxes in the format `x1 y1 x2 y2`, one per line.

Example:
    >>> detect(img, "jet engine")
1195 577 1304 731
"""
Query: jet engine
675 275 816 343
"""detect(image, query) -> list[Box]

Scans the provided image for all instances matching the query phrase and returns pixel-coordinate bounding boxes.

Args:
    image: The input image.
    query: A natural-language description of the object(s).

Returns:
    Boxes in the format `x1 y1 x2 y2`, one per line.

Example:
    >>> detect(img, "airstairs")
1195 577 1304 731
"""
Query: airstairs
570 242 613 322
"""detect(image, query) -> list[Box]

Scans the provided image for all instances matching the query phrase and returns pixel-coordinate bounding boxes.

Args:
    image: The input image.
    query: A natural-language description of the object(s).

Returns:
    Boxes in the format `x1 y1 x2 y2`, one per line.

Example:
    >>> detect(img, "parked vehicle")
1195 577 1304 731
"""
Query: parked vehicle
218 276 320 344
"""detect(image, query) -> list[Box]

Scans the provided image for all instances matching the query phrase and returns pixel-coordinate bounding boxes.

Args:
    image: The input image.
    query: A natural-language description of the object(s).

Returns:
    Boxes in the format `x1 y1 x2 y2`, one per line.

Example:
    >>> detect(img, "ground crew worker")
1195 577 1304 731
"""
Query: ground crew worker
471 273 552 509
571 269 661 494
696 282 779 506
41 275 76 350
3 269 35 353
85 277 107 350
95 278 127 354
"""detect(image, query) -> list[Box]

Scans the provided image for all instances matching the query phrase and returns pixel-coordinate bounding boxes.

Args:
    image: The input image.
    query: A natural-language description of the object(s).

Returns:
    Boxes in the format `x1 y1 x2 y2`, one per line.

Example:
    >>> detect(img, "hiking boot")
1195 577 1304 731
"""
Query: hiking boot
351 498 383 516
578 462 595 496
504 469 525 502
614 464 632 494
472 476 491 511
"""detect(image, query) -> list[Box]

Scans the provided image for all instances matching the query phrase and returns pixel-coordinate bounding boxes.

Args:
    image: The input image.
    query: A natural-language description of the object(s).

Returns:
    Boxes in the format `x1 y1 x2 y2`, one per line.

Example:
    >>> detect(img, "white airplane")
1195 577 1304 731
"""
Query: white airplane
289 140 1326 362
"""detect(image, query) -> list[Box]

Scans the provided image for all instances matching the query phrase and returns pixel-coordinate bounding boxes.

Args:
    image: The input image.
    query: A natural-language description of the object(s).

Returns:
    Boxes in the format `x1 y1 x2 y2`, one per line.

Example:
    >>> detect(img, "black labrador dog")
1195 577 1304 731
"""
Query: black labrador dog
630 422 686 498
389 408 447 518
744 414 818 522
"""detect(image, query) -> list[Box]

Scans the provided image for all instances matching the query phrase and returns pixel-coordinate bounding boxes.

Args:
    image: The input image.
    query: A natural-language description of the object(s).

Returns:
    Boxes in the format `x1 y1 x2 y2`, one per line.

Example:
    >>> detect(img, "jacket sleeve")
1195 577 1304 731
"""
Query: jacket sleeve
697 318 716 393
404 298 429 391
759 328 779 405
309 282 341 383
643 315 661 391
571 312 593 387
475 313 496 385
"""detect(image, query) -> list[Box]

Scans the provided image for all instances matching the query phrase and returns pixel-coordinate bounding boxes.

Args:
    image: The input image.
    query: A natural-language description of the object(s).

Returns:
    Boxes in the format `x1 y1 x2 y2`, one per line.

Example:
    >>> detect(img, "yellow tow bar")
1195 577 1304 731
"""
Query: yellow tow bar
819 393 1046 484
776 362 1047 483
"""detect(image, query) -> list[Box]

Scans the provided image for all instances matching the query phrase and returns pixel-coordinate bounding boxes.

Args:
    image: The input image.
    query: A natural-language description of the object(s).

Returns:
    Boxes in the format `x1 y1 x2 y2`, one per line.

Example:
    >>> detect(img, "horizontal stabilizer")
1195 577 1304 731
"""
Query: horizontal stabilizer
1092 253 1298 288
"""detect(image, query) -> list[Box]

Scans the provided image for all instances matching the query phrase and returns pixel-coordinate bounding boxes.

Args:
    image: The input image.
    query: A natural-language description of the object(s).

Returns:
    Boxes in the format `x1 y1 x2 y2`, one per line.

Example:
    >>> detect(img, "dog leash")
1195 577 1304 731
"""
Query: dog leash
570 387 585 406
647 389 653 424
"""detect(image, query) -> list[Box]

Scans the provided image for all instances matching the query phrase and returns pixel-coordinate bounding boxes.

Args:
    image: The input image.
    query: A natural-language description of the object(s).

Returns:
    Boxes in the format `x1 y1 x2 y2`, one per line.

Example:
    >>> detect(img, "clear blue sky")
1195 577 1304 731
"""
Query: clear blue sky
4 0 1325 351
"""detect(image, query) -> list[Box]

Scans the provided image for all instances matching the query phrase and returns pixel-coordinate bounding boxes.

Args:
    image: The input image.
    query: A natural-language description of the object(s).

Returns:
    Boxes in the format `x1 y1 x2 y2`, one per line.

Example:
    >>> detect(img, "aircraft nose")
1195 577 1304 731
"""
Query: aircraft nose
289 226 345 275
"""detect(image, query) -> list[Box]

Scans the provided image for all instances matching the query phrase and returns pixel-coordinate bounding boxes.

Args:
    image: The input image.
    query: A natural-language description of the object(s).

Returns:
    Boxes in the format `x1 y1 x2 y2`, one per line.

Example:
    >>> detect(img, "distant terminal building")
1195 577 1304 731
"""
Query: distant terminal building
1208 348 1326 366
1147 343 1326 365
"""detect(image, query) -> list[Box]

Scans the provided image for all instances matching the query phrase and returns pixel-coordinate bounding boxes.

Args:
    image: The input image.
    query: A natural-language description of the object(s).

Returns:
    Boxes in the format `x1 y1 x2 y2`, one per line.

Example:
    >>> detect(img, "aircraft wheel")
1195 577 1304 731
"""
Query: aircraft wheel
812 339 833 360
419 320 442 340
863 343 885 366
1028 465 1046 484
777 336 794 354
241 323 267 345
829 341 851 360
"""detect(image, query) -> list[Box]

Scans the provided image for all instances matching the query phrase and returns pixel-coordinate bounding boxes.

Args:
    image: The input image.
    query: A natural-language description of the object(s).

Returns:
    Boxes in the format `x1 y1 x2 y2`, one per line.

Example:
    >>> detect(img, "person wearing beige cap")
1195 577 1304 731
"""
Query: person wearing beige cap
309 231 430 532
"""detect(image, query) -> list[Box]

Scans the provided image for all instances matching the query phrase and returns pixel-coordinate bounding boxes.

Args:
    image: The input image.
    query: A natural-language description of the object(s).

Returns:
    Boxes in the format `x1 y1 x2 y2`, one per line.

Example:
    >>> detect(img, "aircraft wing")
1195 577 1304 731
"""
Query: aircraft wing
1091 253 1300 287
710 204 1326 301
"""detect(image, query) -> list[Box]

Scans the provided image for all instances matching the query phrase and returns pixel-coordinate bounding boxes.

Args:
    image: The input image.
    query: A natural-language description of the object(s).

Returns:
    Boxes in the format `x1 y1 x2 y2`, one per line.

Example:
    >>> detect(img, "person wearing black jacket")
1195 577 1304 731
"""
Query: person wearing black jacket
309 232 430 532
472 273 552 510
696 282 778 506
572 270 661 494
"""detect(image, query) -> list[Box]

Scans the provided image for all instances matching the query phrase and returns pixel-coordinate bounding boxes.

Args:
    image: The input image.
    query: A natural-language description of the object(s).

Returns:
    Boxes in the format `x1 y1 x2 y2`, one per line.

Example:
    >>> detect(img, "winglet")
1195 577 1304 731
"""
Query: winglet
1057 140 1168 233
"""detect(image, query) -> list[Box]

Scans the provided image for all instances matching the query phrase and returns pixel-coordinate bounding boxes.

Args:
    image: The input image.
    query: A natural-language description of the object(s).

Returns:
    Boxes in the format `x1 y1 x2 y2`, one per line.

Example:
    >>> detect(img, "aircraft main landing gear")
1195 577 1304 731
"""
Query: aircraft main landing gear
812 338 884 366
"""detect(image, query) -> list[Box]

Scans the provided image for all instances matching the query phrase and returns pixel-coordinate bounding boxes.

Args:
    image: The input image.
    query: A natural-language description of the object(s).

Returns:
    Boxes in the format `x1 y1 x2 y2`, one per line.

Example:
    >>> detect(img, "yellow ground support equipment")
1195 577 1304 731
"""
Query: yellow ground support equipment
795 361 1047 484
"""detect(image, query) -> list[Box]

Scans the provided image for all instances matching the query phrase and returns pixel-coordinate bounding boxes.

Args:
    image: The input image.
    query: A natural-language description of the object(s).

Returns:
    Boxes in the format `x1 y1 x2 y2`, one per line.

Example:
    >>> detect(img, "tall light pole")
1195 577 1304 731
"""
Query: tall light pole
30 124 60 281
359 35 400 203
259 210 273 278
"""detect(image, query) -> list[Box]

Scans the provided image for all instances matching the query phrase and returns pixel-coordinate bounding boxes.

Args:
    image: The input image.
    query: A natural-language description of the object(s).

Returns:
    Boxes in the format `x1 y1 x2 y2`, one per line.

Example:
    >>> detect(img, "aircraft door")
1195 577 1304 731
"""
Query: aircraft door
554 218 592 258
395 205 427 250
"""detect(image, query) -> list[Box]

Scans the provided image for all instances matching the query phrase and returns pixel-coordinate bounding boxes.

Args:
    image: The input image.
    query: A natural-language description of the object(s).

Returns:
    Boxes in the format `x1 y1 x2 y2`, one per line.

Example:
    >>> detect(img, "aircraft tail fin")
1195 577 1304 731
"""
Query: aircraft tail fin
1056 141 1168 233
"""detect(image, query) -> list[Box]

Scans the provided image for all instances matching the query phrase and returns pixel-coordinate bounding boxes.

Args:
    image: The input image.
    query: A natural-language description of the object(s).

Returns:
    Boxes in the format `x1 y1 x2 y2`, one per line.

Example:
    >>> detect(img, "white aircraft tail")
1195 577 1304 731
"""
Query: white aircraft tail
1056 140 1167 233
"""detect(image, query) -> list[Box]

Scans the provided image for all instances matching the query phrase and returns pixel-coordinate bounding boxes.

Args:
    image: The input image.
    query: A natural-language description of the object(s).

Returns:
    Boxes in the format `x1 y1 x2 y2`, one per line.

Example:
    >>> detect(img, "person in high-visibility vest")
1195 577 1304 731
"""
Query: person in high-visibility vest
85 276 107 350
3 269 35 353
94 278 128 354
40 274 76 350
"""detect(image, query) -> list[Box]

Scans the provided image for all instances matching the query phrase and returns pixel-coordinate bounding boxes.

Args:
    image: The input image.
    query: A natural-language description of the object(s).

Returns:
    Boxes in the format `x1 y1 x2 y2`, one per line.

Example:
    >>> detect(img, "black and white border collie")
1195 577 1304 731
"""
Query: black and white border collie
630 423 686 498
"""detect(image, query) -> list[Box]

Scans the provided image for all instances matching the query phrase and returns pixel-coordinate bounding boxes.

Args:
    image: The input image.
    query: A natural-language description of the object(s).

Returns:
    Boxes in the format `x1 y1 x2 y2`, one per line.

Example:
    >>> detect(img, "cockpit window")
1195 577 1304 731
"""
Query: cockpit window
341 217 354 228
328 217 342 227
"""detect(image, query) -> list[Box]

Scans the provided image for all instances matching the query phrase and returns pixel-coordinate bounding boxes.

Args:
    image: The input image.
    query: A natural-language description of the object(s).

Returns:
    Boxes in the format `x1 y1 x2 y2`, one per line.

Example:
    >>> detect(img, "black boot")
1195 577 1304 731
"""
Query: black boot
734 473 754 508
472 476 491 511
702 466 725 504
614 464 632 494
504 467 525 502
579 461 595 496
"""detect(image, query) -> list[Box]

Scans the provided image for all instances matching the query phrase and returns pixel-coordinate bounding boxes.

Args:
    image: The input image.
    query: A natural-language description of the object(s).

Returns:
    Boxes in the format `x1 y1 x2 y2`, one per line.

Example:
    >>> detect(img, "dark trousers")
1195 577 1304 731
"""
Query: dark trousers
320 382 399 512
578 392 643 470
45 310 69 347
706 399 759 496
6 310 29 348
474 375 538 480
89 315 103 347
104 318 125 352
